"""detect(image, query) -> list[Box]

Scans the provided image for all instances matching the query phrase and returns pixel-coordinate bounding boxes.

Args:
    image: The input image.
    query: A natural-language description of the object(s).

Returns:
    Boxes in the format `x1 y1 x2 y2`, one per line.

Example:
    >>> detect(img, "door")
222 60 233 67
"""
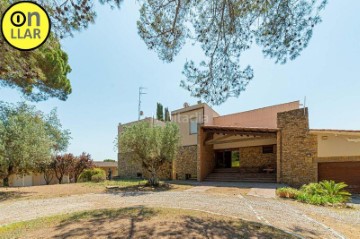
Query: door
318 161 360 193
224 151 232 168
215 151 233 168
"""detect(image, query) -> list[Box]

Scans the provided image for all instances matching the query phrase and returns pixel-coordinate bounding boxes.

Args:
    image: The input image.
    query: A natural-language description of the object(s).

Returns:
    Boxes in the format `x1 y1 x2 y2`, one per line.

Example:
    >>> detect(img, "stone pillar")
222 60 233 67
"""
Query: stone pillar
276 130 282 183
277 108 318 186
198 128 215 181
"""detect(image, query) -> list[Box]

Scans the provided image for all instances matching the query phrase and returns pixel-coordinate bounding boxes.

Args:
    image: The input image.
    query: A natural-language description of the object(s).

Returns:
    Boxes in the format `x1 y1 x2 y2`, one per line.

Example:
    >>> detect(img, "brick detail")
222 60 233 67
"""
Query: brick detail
277 108 318 187
174 146 198 180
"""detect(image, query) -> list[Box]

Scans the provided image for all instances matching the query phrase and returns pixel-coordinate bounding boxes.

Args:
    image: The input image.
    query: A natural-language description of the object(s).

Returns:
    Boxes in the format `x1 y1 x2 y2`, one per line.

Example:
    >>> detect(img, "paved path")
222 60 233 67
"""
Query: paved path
0 190 355 239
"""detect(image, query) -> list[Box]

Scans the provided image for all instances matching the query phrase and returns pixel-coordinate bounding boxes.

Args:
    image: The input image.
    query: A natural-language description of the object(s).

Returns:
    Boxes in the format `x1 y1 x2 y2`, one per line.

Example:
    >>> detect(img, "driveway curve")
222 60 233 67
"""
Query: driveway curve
0 190 355 239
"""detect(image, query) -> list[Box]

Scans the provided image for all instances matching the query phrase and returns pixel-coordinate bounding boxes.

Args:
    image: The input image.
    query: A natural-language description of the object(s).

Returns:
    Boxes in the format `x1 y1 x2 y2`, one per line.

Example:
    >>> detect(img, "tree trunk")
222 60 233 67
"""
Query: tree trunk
148 168 159 187
3 177 9 187
3 166 14 187
43 171 53 185
74 173 78 183
58 176 63 184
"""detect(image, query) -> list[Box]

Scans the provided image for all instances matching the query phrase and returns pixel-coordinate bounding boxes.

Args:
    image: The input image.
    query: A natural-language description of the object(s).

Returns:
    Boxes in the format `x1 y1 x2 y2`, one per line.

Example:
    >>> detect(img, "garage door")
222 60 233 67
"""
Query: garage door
318 162 360 193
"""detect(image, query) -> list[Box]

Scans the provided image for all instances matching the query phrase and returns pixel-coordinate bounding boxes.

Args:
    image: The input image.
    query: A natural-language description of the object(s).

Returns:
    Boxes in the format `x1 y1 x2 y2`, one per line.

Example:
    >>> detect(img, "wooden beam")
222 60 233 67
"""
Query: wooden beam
205 134 233 145
203 130 277 138
206 136 276 145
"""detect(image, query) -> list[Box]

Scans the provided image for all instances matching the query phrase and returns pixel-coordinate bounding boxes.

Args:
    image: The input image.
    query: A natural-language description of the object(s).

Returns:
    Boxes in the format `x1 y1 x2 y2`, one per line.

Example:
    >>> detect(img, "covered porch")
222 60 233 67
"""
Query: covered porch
198 126 279 182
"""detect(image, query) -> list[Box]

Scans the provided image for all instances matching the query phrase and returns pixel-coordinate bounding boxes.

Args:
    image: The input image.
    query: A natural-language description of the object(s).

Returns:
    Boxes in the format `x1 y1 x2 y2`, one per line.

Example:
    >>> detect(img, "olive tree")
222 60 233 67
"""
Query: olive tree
119 122 180 186
0 102 53 186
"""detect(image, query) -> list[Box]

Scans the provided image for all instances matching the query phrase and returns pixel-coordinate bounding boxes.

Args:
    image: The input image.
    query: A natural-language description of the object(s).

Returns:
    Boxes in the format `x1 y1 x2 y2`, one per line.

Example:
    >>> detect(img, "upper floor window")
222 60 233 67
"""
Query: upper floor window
189 118 198 135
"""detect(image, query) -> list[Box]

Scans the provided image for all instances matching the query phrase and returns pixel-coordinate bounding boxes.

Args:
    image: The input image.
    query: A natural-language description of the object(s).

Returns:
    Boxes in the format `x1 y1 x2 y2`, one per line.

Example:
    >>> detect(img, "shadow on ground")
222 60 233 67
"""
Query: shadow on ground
46 207 297 239
350 194 360 205
105 183 174 197
0 190 30 202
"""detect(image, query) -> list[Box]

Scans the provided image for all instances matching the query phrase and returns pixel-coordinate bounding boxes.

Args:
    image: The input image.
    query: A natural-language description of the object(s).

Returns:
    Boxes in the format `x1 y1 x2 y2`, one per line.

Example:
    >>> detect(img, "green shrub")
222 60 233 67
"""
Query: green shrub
277 181 351 206
79 168 106 182
296 180 351 206
300 183 323 195
91 173 106 182
318 180 351 201
276 187 300 199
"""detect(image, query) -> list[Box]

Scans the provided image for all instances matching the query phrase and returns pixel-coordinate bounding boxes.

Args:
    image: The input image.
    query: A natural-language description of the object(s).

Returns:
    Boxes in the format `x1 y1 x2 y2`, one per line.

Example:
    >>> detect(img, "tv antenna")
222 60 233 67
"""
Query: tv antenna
138 87 147 120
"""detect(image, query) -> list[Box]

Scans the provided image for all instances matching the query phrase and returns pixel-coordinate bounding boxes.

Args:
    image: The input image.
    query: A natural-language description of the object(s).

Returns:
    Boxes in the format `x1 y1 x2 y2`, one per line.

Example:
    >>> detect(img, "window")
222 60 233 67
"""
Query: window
262 145 274 154
189 118 198 134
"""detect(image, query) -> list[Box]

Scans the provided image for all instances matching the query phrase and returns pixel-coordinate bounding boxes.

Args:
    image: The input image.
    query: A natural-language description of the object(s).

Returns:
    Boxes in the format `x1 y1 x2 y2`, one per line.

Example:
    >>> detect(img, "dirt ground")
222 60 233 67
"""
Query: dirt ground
283 199 360 239
0 182 192 202
0 207 297 239
205 187 250 196
0 182 251 202
0 182 358 238
0 184 103 201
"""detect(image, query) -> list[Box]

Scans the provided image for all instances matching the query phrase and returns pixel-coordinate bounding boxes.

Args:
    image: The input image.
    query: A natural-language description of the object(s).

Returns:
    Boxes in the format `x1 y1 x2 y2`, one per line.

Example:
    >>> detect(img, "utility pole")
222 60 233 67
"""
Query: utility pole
138 87 147 120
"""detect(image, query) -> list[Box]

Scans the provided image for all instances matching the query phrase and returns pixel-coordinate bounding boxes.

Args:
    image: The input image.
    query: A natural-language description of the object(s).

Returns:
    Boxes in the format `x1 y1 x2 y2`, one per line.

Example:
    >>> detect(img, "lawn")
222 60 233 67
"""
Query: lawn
0 207 297 239
0 179 191 202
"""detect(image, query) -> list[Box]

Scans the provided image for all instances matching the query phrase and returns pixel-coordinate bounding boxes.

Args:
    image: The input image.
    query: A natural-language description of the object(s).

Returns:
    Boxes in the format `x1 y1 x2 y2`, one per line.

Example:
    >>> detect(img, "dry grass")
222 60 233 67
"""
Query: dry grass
0 180 192 202
0 207 297 239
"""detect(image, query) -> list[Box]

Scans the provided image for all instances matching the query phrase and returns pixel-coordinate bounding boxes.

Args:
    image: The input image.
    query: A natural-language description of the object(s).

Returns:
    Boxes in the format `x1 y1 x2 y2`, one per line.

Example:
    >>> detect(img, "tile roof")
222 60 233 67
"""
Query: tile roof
93 161 118 168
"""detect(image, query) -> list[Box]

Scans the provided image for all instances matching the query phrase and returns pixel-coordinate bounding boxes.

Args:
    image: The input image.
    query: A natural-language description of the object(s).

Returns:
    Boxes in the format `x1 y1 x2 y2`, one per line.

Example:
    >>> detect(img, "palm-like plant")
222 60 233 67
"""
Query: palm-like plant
319 180 352 199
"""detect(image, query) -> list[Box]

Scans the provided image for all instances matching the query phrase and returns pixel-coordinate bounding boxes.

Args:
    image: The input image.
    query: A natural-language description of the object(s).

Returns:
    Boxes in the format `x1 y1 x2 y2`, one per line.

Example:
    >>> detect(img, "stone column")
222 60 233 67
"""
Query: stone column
277 108 318 186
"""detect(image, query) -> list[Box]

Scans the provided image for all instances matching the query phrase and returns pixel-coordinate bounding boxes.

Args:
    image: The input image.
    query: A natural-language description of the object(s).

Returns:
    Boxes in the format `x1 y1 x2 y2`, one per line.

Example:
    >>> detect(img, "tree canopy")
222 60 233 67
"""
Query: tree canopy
137 0 328 104
0 102 71 186
119 121 180 186
0 0 123 101
0 102 52 185
1 0 327 104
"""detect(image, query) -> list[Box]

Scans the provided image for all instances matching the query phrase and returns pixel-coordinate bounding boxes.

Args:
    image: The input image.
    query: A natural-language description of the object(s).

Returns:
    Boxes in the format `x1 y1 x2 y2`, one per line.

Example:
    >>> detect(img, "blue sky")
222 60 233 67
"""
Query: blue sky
1 0 359 161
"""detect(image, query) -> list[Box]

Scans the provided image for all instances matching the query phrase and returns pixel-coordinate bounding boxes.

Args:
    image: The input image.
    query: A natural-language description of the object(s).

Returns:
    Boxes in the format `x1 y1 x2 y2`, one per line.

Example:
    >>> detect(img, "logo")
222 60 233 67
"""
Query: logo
1 1 51 51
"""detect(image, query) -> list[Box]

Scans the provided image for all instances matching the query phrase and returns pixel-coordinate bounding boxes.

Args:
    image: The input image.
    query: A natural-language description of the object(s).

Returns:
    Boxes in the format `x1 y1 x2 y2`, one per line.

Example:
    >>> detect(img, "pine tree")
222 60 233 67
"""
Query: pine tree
164 107 171 122
156 103 164 121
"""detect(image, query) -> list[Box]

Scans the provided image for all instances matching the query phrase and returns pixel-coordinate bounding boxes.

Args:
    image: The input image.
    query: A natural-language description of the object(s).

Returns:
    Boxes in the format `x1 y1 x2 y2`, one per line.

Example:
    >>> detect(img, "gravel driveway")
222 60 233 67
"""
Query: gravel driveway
0 190 358 239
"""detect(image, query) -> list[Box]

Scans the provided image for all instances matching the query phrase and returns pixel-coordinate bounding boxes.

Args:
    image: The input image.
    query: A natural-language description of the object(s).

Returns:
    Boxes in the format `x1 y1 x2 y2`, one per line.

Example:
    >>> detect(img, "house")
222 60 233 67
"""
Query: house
93 161 118 178
3 173 69 187
118 117 170 179
118 101 360 192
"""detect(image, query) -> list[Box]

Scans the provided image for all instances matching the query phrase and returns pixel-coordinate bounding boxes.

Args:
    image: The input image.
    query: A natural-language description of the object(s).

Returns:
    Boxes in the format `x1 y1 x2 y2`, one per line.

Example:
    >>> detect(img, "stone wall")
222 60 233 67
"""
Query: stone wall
277 108 318 186
239 146 276 168
118 153 143 178
174 145 198 180
118 153 172 180
143 161 172 180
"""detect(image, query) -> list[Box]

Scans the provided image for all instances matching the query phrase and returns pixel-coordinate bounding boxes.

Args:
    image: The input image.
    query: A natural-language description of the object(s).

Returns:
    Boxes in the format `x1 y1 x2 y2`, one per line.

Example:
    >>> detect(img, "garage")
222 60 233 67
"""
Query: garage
318 162 360 193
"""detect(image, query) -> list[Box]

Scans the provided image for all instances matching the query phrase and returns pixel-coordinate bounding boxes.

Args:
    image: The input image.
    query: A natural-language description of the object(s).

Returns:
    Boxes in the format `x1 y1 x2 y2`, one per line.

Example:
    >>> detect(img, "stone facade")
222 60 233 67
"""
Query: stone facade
118 153 143 178
277 108 318 186
173 145 198 180
239 145 276 168
118 153 172 180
